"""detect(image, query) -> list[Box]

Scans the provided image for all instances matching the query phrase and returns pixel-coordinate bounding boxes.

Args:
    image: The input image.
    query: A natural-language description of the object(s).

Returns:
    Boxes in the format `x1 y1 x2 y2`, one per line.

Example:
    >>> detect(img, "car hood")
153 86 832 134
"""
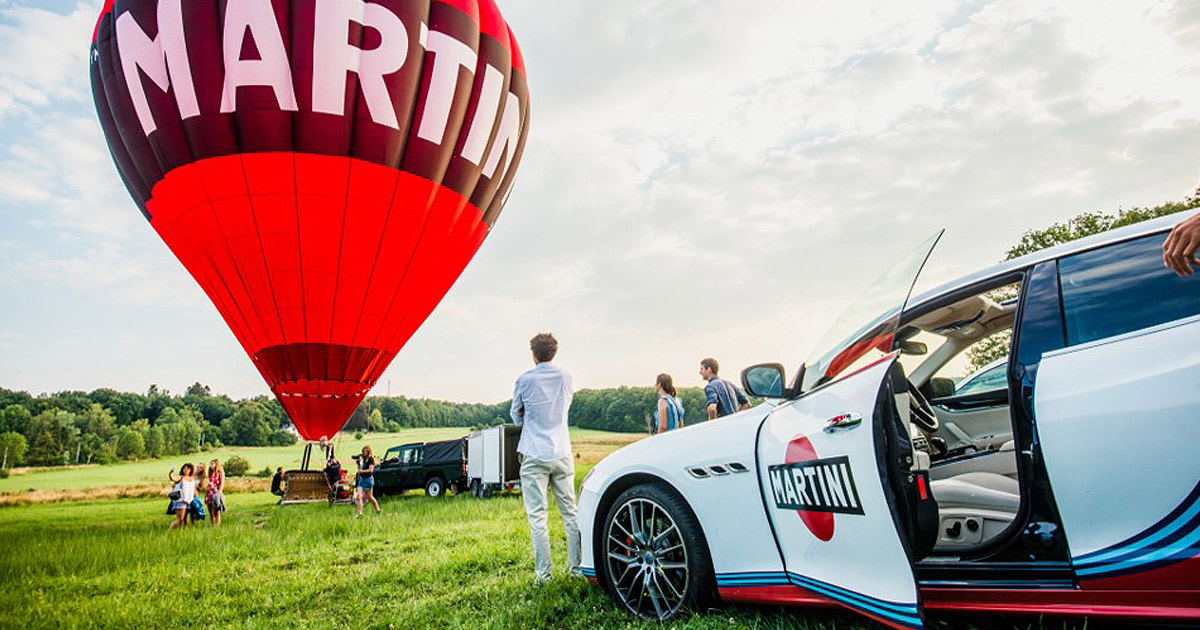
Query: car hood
582 400 780 494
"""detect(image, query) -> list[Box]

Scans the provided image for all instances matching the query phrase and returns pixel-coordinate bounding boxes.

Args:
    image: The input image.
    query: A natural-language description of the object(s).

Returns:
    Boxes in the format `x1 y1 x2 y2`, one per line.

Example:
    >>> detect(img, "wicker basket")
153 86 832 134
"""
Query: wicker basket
281 470 329 504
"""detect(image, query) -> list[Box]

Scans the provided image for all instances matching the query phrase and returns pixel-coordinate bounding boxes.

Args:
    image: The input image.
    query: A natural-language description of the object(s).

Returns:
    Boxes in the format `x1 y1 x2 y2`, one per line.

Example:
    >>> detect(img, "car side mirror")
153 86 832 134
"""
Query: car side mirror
899 340 927 356
742 363 789 398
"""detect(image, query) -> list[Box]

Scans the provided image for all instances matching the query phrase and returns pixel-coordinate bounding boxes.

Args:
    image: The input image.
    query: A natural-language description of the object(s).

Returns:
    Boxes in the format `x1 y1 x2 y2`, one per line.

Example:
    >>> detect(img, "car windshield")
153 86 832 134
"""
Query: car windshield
801 231 942 393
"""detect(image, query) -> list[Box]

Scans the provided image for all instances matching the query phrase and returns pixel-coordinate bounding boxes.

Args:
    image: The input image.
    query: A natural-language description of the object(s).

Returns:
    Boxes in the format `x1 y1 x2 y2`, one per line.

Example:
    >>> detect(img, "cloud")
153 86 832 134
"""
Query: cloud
0 2 94 119
2 0 1199 402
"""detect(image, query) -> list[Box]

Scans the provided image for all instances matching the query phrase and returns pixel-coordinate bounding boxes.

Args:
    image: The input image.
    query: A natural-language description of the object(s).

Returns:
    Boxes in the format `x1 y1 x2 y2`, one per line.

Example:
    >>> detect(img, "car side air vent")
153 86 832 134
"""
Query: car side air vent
708 465 729 475
727 462 748 473
687 467 710 479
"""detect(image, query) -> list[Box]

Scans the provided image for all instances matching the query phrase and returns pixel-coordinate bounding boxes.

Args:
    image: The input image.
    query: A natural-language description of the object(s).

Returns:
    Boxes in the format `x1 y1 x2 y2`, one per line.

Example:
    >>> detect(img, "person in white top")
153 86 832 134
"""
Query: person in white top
167 463 197 530
510 332 581 583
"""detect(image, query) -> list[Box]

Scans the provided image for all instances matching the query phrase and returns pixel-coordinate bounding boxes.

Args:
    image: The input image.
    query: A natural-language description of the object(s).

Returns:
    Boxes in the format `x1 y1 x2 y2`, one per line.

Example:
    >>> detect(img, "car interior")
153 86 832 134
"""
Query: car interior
898 285 1021 555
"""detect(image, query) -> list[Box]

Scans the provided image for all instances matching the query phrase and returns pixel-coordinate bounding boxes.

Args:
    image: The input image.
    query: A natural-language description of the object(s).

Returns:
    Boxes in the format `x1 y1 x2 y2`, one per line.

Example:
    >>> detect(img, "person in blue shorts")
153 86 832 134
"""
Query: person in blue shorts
355 445 381 518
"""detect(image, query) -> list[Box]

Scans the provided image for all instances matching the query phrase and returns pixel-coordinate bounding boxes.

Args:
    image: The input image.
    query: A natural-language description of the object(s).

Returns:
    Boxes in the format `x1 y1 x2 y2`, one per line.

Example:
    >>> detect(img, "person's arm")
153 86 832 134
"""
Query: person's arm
735 384 751 411
510 378 525 424
168 470 179 483
1164 213 1200 276
657 398 668 433
704 382 719 419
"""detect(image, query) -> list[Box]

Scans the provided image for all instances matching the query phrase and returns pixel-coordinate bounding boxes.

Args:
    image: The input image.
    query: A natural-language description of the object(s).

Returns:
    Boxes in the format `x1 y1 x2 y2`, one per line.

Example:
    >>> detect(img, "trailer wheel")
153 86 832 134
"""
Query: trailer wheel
480 484 493 499
470 480 481 498
425 476 446 498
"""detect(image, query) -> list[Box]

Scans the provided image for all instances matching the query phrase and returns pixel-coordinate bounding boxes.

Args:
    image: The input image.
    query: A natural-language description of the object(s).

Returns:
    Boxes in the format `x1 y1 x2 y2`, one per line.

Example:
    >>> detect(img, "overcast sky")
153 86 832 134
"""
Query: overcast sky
1 0 1198 404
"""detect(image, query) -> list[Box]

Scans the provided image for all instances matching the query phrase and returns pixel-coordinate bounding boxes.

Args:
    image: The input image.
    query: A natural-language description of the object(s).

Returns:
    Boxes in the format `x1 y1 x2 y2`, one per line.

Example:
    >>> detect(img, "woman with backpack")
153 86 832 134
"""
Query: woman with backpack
653 373 685 434
167 463 197 530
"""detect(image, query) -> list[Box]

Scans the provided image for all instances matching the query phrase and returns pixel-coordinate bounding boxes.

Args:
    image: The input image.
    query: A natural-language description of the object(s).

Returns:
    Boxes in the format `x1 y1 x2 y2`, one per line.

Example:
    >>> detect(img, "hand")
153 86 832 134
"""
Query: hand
1163 213 1200 277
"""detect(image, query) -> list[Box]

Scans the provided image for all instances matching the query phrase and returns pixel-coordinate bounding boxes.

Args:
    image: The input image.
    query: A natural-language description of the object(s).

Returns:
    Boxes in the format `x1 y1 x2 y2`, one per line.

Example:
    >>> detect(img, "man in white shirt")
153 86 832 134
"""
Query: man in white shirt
511 332 581 583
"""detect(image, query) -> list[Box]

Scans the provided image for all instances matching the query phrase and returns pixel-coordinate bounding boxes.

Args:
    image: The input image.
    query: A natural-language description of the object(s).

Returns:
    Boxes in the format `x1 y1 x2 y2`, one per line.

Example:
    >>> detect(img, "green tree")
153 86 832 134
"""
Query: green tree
1005 201 1197 261
115 426 145 460
0 432 28 468
224 455 251 476
222 402 272 446
75 404 117 447
25 410 80 466
184 382 212 398
0 404 32 435
144 425 165 459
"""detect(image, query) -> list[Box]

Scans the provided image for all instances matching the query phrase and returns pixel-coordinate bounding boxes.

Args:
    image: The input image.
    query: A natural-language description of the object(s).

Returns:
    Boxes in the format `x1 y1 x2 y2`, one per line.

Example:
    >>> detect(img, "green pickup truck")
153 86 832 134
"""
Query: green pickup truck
371 438 466 497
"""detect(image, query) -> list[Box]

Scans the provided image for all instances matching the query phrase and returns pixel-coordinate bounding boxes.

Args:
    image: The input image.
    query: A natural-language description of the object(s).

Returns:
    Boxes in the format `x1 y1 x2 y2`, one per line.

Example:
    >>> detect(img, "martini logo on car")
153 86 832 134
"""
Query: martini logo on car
767 436 863 541
768 456 863 514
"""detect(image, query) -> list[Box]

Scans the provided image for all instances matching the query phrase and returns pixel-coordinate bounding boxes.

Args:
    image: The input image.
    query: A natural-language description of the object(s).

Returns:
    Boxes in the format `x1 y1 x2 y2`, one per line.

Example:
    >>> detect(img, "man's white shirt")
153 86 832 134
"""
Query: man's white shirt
511 362 574 461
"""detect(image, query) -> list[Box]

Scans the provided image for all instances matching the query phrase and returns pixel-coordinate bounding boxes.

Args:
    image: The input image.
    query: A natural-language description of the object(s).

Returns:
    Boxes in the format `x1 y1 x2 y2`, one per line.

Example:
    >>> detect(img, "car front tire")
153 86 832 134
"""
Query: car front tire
600 483 713 621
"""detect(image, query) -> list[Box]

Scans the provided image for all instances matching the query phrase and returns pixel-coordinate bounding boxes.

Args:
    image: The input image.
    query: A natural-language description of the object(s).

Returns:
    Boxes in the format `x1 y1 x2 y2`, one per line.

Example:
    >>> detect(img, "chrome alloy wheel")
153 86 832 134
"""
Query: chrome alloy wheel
604 496 689 620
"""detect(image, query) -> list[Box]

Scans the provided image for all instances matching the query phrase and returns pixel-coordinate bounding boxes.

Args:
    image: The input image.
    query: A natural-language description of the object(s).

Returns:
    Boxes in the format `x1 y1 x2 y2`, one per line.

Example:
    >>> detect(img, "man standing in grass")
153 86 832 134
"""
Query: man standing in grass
511 332 581 583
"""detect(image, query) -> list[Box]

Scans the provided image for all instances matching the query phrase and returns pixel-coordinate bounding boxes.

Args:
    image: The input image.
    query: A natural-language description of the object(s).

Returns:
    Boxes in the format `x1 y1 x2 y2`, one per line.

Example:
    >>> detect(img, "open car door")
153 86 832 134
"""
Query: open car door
754 234 941 630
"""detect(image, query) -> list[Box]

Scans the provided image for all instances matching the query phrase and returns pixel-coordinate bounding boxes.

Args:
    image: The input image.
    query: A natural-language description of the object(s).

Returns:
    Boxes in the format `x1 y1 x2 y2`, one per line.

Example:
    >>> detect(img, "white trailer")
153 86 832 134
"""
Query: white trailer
466 424 522 497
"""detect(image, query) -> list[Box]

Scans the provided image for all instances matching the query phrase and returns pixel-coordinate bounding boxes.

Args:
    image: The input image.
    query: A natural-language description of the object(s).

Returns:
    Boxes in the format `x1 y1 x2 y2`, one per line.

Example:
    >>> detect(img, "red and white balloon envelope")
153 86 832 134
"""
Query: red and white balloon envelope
90 0 530 440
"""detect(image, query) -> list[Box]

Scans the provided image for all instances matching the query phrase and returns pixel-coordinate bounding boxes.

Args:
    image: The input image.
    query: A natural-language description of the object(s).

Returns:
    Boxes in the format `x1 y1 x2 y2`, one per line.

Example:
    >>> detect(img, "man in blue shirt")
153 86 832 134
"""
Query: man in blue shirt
700 357 750 419
511 333 581 583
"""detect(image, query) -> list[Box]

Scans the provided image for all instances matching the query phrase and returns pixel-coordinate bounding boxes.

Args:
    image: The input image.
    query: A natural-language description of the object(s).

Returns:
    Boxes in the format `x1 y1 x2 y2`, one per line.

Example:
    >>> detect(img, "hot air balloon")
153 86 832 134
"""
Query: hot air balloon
89 0 530 440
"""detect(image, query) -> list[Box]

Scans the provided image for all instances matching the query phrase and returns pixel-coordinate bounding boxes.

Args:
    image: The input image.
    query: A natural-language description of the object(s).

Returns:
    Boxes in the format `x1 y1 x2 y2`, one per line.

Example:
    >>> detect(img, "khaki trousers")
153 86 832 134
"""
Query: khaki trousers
519 455 582 581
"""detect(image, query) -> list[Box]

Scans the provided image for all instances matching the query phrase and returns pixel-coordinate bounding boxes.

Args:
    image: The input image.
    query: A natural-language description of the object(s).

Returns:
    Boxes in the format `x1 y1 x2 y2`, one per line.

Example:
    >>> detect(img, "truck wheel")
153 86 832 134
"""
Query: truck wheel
600 483 713 621
425 477 446 498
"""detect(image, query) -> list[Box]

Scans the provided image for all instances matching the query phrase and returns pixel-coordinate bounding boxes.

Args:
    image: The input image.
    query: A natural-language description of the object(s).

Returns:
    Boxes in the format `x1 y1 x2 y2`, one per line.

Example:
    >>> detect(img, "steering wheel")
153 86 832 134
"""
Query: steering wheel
908 381 940 433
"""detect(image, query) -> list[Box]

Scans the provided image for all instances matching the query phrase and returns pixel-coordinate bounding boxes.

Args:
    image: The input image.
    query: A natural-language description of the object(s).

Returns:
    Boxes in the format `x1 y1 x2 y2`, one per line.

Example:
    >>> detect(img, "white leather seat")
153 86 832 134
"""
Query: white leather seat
931 471 1019 512
929 470 1020 551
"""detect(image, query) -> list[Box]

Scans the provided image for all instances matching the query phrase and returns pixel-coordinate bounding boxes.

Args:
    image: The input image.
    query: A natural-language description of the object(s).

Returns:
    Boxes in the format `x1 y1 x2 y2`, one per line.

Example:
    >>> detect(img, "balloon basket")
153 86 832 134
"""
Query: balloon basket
279 441 354 506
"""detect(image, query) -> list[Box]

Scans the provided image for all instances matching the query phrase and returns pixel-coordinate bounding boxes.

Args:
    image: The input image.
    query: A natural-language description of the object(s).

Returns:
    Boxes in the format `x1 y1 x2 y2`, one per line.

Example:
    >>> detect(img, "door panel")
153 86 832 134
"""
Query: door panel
757 355 923 629
1036 315 1200 588
930 405 1013 453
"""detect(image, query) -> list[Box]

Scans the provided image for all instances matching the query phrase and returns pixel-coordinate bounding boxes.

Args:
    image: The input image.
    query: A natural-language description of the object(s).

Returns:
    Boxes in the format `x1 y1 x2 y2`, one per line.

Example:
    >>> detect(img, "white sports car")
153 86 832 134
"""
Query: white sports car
578 212 1200 628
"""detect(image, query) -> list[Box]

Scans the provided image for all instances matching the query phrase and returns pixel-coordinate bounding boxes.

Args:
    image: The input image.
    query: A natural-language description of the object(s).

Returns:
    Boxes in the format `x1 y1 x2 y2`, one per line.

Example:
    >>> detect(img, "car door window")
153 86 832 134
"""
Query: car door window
1059 232 1200 346
955 361 1007 395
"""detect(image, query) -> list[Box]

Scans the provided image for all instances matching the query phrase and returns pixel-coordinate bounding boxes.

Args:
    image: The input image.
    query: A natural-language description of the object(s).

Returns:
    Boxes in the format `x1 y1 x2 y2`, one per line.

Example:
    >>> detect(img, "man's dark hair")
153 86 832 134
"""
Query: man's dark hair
701 357 719 375
531 333 558 363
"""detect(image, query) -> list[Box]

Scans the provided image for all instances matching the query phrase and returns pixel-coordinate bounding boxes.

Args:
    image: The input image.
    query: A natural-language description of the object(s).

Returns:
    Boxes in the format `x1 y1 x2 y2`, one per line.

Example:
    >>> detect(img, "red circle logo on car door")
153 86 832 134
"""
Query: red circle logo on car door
785 436 836 541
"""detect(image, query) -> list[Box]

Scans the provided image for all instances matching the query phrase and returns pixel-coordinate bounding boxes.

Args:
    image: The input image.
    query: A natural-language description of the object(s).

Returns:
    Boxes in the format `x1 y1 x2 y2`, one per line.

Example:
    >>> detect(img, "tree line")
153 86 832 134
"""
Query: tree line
0 381 723 470
0 383 296 469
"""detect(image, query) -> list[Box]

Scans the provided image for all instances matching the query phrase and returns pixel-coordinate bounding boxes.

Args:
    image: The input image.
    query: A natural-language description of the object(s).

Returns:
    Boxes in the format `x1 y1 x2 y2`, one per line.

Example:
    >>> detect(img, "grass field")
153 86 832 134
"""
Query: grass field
0 429 1092 630
0 428 630 494
0 491 881 630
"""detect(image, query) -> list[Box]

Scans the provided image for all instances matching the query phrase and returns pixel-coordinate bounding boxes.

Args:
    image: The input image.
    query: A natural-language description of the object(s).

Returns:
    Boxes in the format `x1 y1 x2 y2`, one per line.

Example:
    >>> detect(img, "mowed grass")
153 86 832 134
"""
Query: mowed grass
0 489 881 630
0 428 626 493
0 430 1089 630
